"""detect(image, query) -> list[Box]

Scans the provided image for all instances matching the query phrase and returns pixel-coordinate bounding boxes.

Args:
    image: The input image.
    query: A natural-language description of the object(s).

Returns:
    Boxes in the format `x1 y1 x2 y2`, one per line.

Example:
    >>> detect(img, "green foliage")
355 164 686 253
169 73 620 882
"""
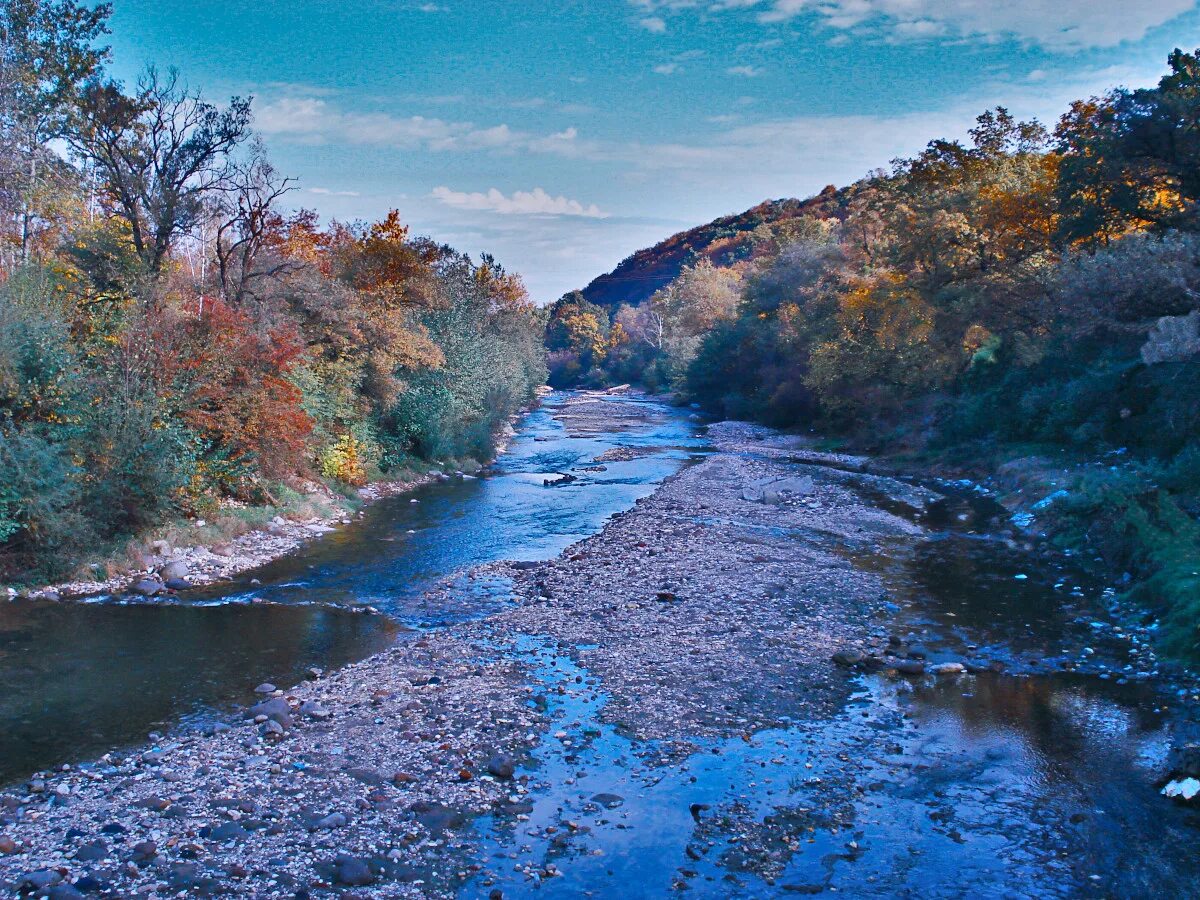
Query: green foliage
556 49 1200 658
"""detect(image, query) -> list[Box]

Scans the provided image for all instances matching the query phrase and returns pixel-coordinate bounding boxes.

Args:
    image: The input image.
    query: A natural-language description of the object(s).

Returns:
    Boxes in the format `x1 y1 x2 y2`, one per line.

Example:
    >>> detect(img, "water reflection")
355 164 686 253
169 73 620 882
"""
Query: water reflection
0 392 704 784
0 600 397 784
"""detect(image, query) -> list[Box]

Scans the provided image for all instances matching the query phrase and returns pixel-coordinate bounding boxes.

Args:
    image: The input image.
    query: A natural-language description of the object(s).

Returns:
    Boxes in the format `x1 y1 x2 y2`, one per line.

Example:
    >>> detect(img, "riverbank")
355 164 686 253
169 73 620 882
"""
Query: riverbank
2 393 547 604
3 400 1199 897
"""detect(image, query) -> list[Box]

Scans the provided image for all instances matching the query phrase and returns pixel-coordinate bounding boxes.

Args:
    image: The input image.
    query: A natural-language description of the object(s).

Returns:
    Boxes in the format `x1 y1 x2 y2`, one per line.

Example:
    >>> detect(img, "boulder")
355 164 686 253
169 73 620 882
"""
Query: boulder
247 697 292 728
130 578 165 597
486 755 515 781
742 476 815 504
832 649 866 668
334 856 375 887
159 560 189 581
932 662 966 676
893 659 925 676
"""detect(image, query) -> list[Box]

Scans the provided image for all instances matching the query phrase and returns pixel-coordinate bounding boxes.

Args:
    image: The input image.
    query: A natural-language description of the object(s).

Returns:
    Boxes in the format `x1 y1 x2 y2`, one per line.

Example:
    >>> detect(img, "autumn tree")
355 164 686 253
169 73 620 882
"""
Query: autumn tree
0 0 110 268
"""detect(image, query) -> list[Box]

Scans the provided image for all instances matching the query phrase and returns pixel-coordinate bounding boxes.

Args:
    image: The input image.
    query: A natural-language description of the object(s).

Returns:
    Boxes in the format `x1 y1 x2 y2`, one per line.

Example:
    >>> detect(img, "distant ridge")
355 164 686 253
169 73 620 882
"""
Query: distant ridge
579 187 844 308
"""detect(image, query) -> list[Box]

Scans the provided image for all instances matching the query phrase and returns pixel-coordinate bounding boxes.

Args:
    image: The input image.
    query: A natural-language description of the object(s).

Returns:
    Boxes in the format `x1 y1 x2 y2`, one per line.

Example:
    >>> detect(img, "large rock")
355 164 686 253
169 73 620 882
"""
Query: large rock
486 755 515 780
130 578 165 597
247 697 292 728
159 560 189 581
742 476 815 504
334 856 375 886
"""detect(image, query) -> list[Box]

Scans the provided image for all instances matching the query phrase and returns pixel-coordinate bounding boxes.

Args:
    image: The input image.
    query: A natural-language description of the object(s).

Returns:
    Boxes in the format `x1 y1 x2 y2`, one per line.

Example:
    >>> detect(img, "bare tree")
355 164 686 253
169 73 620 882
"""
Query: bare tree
69 66 251 274
212 141 297 307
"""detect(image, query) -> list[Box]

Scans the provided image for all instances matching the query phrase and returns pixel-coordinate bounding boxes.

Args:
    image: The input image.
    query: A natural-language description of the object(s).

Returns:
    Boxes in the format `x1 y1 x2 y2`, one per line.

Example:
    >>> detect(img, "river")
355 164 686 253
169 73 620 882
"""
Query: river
1 391 1198 897
0 391 706 785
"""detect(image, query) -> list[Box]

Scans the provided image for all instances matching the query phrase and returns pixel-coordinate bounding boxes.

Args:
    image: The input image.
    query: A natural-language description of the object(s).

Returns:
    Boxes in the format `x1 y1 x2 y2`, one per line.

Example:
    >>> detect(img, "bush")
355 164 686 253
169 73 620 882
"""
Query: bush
320 434 369 486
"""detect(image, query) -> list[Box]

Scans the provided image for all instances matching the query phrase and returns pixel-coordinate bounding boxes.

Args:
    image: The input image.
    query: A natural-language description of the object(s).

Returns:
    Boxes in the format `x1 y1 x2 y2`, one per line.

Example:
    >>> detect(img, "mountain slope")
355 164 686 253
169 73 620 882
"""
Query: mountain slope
579 187 844 308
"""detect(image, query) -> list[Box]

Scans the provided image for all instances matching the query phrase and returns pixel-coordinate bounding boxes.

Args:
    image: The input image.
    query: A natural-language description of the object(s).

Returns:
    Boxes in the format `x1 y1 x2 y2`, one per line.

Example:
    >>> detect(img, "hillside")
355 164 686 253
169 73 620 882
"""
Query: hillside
579 187 845 308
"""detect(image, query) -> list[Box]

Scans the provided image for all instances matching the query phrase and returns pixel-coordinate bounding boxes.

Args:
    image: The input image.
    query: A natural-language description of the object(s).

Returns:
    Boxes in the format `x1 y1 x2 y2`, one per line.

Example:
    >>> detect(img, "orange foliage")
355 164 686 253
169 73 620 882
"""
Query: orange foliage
153 298 312 486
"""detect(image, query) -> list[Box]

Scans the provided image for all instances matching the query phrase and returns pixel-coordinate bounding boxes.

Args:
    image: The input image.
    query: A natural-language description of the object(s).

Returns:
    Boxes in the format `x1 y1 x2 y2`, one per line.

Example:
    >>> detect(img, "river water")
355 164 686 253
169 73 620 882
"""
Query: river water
2 391 1198 896
0 391 706 785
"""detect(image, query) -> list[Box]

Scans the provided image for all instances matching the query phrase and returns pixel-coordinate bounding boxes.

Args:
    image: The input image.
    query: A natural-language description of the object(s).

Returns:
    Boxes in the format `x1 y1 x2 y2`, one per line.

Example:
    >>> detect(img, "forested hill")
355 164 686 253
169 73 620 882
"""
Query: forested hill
580 188 844 308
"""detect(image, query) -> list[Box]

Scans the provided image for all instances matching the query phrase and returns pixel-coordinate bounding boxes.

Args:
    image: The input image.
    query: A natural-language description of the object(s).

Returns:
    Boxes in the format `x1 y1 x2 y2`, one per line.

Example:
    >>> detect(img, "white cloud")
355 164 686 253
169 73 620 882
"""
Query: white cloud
431 186 611 218
256 96 590 157
631 0 1198 49
308 187 361 197
726 65 763 77
653 63 681 74
639 15 668 32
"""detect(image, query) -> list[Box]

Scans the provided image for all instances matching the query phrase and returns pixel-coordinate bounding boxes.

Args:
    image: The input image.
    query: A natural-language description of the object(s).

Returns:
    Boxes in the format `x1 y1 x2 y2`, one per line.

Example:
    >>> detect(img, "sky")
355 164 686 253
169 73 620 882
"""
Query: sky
103 0 1200 302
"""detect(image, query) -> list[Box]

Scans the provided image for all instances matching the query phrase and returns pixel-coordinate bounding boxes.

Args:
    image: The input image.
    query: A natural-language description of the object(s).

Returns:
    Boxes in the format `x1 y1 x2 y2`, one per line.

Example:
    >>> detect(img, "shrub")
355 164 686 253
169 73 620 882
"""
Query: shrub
320 434 368 486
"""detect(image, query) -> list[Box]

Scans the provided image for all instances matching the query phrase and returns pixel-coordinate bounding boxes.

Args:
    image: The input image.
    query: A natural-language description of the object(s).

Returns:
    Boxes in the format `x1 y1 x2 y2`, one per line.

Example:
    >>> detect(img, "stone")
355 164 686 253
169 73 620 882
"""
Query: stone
335 856 375 886
149 539 172 556
313 812 347 830
261 719 285 737
486 755 515 780
591 792 624 809
932 662 966 676
159 560 189 581
21 870 63 891
254 682 277 694
130 578 165 597
47 885 86 900
248 696 292 728
164 577 191 591
75 839 108 862
894 659 925 676
130 840 157 864
832 649 866 668
299 700 331 720
742 475 814 504
208 822 249 843
0 835 18 854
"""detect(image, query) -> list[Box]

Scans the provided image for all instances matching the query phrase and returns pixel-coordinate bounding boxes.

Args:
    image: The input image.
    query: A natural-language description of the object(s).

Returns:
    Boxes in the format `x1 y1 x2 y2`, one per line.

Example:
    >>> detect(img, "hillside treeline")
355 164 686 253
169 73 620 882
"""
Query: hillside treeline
548 50 1200 656
0 1 545 580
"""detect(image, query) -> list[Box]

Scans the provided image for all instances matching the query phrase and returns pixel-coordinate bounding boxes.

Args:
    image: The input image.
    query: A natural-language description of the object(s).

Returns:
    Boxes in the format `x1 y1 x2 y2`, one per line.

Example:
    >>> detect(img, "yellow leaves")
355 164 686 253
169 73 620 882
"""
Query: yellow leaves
319 434 368 486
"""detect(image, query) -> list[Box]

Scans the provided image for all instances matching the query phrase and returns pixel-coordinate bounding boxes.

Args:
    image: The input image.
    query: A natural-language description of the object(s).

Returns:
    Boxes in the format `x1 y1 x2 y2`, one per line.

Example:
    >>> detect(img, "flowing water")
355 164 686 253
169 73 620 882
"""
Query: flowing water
0 392 706 784
2 392 1198 895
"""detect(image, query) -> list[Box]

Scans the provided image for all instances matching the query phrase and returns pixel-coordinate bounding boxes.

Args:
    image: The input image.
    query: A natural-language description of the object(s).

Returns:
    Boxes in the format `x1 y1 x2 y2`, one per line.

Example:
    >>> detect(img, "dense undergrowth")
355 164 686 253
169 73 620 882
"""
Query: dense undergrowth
546 50 1200 659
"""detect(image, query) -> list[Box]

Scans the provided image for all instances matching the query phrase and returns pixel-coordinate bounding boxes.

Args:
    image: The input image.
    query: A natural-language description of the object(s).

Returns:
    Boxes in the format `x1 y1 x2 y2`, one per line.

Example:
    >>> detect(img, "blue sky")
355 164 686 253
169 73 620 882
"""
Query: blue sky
104 0 1200 301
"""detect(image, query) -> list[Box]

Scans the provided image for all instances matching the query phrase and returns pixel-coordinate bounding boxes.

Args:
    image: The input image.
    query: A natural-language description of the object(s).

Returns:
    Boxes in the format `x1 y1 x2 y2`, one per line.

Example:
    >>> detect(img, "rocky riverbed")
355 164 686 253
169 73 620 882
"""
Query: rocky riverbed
3 398 1199 898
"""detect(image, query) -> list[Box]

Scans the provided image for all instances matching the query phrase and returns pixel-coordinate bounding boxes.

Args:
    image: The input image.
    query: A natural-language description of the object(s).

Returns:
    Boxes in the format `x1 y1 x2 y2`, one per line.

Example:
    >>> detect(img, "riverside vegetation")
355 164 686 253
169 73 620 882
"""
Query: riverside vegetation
545 49 1200 660
0 1 546 586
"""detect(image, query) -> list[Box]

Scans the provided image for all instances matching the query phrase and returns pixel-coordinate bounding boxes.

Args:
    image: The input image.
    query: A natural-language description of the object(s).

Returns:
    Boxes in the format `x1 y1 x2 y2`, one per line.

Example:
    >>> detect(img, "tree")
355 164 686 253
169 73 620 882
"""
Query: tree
0 0 110 268
212 141 297 308
1057 49 1200 243
71 66 252 274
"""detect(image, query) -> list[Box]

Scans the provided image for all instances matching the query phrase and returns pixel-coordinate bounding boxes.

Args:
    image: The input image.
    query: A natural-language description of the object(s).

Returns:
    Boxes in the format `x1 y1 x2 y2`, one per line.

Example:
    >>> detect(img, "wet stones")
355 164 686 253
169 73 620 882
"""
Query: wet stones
832 649 866 668
129 578 165 597
247 697 291 728
333 854 375 887
932 662 967 677
486 755 516 780
892 659 926 676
